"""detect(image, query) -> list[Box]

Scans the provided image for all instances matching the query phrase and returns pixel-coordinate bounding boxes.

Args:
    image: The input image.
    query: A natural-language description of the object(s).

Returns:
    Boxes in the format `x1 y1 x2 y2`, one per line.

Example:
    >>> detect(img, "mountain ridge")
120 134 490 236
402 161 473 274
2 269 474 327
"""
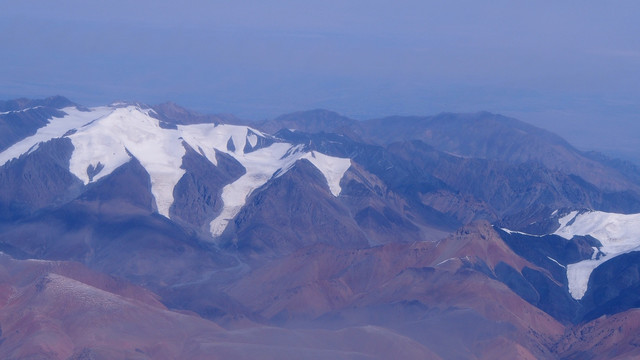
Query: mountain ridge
2 96 640 359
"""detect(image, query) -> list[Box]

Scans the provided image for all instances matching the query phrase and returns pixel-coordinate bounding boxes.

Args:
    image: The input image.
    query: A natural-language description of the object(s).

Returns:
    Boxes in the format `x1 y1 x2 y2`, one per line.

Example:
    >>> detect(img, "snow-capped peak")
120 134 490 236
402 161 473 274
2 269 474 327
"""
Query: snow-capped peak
67 106 186 216
0 105 352 238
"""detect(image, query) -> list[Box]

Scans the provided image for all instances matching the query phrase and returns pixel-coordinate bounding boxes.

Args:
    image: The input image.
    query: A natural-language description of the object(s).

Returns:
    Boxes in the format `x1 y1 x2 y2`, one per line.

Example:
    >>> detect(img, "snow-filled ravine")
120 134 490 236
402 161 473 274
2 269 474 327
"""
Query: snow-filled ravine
0 105 352 238
554 210 640 300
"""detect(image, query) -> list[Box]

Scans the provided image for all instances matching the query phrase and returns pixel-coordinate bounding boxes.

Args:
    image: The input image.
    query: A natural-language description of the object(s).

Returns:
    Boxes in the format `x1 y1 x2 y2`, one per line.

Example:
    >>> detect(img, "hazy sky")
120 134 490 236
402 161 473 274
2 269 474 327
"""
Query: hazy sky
1 1 639 161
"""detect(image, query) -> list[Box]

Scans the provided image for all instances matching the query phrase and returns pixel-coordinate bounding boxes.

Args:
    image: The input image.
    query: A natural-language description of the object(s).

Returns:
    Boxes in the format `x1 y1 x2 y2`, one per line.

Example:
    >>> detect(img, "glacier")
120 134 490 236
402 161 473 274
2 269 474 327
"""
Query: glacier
555 210 640 300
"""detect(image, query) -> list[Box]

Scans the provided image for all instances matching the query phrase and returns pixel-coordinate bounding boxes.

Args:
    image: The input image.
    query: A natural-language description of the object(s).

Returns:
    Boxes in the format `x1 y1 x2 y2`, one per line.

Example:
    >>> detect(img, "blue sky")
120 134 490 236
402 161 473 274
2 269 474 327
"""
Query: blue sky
1 1 639 161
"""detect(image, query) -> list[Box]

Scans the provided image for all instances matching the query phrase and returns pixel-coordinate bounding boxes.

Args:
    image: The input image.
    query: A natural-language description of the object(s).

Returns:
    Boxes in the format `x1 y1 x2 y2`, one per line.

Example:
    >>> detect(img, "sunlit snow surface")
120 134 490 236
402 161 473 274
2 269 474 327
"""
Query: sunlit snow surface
0 106 113 167
554 210 640 300
0 105 352 237
208 148 351 237
68 107 186 217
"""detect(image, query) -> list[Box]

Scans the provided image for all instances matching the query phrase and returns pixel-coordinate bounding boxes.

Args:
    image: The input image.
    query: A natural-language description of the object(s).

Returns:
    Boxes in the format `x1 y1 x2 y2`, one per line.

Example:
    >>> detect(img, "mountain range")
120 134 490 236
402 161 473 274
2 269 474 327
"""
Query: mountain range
1 96 640 359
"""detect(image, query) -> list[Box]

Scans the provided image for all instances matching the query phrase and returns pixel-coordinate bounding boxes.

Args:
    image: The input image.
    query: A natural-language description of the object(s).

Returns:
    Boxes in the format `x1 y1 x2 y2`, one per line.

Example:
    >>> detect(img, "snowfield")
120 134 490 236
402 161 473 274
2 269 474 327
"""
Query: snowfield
554 210 640 300
0 106 113 167
0 105 352 238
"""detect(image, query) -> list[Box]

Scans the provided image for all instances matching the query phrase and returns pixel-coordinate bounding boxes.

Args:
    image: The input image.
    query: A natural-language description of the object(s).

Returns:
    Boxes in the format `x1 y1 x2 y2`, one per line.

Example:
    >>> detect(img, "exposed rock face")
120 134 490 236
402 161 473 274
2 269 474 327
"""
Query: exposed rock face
79 157 157 213
221 159 369 256
580 252 640 322
341 164 433 245
170 146 246 232
386 140 640 219
0 138 83 220
555 309 640 360
0 96 76 152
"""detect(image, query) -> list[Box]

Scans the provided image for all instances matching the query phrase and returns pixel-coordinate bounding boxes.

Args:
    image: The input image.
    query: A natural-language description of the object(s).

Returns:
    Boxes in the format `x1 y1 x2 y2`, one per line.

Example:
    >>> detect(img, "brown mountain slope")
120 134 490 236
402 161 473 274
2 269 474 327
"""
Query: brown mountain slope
555 309 640 359
226 222 564 359
0 253 444 360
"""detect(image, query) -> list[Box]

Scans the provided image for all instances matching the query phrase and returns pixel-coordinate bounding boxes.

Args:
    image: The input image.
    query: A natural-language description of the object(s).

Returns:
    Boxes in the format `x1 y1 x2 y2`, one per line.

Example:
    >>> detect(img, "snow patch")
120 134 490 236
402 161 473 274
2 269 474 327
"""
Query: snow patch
0 106 112 167
435 258 455 266
555 210 640 299
498 227 543 237
546 256 566 269
301 151 351 197
0 105 44 115
247 133 258 148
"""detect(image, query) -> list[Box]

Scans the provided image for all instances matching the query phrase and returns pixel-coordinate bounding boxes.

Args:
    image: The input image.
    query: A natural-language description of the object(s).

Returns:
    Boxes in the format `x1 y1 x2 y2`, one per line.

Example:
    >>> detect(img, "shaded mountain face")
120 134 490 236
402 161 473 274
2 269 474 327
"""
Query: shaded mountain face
219 159 370 256
3 98 640 359
0 138 83 220
0 96 77 152
170 146 246 234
